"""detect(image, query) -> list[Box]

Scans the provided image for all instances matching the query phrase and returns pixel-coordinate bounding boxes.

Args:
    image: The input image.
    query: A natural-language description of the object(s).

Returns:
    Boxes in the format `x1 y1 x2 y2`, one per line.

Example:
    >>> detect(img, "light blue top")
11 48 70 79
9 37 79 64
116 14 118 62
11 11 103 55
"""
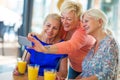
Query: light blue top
80 35 119 80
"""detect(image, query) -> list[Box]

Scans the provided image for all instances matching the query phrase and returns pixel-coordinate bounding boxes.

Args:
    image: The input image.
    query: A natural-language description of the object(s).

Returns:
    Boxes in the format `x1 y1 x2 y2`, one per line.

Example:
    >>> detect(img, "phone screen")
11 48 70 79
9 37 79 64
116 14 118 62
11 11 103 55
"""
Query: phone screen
18 36 32 47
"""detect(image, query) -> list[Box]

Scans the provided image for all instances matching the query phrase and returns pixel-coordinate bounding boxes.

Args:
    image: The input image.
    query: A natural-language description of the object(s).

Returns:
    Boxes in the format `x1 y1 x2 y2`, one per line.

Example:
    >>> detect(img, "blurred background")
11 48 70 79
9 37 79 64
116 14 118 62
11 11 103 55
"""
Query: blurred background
0 0 120 79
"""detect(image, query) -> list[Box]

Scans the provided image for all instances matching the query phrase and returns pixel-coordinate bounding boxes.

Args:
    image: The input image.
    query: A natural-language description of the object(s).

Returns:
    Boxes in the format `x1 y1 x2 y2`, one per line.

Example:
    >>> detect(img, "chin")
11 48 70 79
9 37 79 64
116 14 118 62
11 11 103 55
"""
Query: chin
64 28 70 31
86 31 90 34
87 32 94 36
46 35 53 38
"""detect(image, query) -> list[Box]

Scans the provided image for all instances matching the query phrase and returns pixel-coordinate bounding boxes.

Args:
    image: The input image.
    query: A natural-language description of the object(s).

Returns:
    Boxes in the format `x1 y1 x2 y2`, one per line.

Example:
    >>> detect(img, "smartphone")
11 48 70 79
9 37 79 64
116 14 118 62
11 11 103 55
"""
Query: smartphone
18 36 32 47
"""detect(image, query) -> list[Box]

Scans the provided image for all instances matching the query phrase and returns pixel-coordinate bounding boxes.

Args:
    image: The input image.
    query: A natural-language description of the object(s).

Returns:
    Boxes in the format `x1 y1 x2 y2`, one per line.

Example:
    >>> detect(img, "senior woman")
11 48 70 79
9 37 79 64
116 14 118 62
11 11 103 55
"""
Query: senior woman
76 9 119 80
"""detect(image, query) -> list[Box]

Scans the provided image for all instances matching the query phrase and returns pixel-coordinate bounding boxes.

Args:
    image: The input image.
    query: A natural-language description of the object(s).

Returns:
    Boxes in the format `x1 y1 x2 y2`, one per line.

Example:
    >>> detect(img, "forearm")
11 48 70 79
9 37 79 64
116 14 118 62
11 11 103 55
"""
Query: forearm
57 57 68 79
76 75 98 80
44 45 58 54
57 71 67 78
85 75 98 80
53 29 87 53
45 40 82 54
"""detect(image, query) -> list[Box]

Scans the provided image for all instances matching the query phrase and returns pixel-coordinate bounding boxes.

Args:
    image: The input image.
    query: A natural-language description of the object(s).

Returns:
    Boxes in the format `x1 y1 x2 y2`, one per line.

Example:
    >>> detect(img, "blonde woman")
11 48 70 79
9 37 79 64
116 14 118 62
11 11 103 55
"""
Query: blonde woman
76 9 119 80
13 13 68 79
28 1 95 79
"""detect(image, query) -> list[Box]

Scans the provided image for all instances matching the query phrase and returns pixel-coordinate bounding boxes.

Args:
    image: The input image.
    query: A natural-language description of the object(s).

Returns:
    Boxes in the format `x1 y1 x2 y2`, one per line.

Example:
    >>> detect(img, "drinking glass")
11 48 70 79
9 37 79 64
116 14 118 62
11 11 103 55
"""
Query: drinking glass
17 58 27 74
44 69 56 80
28 64 39 80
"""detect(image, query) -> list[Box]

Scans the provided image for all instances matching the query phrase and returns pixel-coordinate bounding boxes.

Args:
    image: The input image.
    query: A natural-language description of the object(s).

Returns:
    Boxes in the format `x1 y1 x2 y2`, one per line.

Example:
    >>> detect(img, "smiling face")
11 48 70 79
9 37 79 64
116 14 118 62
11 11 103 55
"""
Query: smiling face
82 14 102 35
43 17 60 39
61 11 79 31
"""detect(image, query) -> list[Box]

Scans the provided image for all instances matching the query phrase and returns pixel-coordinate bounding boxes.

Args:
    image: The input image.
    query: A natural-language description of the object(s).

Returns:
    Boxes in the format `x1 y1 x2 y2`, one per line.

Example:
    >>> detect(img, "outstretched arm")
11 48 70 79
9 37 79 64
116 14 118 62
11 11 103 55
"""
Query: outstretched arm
28 27 94 54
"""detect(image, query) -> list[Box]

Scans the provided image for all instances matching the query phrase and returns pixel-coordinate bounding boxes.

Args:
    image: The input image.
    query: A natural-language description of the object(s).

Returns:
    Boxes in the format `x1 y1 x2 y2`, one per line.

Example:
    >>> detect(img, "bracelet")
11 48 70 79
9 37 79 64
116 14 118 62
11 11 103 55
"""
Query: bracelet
45 46 51 53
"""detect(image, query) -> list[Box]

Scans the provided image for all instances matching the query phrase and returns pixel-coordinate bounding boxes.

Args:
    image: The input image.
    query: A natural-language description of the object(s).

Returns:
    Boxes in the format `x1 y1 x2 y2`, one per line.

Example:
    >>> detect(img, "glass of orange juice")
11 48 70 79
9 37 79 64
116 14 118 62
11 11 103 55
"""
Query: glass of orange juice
17 58 27 74
44 69 56 80
28 64 39 80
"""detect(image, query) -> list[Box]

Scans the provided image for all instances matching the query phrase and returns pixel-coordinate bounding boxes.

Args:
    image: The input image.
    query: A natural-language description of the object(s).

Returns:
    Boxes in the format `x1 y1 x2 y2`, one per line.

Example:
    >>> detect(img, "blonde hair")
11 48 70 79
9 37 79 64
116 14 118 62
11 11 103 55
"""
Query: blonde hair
43 13 61 26
60 0 83 18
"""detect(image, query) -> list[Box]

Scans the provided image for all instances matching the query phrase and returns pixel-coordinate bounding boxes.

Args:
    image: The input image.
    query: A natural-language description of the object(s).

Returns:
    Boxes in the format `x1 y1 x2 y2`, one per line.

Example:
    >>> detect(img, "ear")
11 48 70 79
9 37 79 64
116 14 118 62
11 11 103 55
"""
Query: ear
98 18 103 25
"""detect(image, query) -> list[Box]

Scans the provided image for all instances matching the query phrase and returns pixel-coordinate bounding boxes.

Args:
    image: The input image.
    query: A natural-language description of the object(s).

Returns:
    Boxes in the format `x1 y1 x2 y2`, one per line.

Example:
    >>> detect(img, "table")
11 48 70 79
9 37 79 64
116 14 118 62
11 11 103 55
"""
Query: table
0 72 44 80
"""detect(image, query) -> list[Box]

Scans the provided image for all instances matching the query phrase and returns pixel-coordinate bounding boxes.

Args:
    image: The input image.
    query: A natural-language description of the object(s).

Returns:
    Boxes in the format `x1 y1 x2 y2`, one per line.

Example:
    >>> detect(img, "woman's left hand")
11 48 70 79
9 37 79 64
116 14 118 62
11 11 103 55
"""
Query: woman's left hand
27 35 46 52
56 76 66 80
79 78 87 80
78 76 98 80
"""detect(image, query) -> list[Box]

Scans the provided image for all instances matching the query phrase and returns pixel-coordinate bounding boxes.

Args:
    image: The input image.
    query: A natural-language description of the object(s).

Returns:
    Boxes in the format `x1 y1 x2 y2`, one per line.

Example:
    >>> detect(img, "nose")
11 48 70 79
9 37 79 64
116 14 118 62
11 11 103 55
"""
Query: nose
82 22 86 28
62 18 67 24
48 27 53 32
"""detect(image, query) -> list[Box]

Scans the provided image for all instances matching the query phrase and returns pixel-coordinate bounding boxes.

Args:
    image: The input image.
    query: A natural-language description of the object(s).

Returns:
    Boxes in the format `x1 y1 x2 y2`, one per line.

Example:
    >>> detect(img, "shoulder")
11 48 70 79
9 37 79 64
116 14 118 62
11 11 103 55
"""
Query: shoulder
87 35 96 43
84 35 96 48
106 35 119 49
102 35 119 55
105 35 117 45
34 34 42 40
72 27 86 38
104 40 119 62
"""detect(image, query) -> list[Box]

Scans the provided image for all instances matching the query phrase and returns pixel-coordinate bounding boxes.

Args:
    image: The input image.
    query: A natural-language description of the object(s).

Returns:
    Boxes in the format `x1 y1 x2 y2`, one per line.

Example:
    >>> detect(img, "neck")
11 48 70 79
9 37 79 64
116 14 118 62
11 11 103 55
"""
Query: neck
40 34 58 44
92 30 107 43
45 38 56 44
65 28 76 40
92 30 107 53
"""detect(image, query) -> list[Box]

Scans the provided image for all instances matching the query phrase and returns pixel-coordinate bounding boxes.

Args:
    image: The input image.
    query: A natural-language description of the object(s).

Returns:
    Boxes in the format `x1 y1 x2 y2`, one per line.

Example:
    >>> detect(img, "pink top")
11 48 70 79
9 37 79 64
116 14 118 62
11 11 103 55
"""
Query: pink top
54 27 96 72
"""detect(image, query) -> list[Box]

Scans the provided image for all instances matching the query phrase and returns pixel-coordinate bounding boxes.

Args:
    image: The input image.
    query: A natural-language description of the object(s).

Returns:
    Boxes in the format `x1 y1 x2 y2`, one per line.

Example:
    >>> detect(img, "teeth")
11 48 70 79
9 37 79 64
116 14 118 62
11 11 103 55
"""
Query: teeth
85 27 89 30
86 28 89 30
64 25 69 27
47 33 52 36
63 24 69 27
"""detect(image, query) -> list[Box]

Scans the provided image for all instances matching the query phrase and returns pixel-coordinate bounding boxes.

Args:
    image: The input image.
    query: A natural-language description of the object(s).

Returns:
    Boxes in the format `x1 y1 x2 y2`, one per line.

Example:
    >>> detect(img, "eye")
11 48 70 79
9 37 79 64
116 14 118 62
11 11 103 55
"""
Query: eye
61 16 64 20
66 17 72 22
53 26 59 30
83 19 88 23
45 23 51 28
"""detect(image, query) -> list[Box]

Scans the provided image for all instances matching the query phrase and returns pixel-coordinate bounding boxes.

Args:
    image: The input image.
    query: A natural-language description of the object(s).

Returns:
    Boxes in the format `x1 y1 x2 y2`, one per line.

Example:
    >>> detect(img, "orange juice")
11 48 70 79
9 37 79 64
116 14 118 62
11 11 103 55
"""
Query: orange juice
17 61 27 74
44 69 56 80
28 65 39 80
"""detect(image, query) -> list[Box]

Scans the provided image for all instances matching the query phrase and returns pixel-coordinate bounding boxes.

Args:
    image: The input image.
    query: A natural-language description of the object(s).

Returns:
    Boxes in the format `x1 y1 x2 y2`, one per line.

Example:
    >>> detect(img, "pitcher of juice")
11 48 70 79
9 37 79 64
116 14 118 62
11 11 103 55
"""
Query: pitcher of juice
28 64 39 80
17 58 27 74
44 69 56 80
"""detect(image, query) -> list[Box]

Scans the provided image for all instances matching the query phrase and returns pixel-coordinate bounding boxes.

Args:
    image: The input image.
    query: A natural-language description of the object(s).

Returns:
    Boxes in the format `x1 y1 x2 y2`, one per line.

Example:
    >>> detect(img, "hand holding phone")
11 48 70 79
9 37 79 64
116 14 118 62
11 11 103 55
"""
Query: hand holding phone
18 36 32 47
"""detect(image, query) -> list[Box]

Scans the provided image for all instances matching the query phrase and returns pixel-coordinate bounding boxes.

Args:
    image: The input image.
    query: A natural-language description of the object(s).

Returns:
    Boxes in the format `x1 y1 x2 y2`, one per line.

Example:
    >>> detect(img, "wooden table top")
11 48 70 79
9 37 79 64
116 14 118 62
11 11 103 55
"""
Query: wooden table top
0 72 44 80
